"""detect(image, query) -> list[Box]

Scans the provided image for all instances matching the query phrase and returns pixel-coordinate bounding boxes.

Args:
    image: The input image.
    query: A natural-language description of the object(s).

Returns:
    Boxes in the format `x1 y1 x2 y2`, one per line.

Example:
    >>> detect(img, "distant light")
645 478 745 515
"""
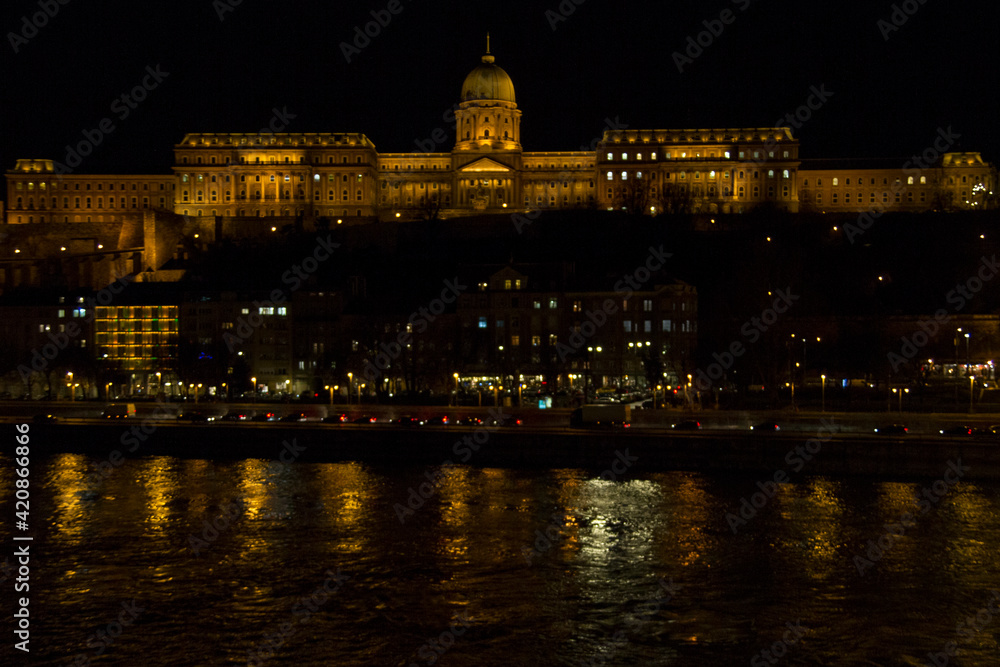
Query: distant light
395 212 401 218
337 218 343 224
271 226 277 231
97 244 103 249
60 246 66 251
14 248 19 254
193 233 199 238
832 226 838 231
766 237 771 242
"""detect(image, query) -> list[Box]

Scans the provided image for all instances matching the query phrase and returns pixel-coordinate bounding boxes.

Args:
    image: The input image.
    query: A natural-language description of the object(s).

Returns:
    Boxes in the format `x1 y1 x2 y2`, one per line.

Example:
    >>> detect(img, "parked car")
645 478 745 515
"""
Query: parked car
250 412 278 422
939 425 973 436
458 416 484 426
322 413 348 424
394 416 424 427
280 412 308 422
220 410 249 422
874 424 908 435
489 414 523 427
352 415 378 424
33 414 58 423
751 422 780 432
672 420 701 430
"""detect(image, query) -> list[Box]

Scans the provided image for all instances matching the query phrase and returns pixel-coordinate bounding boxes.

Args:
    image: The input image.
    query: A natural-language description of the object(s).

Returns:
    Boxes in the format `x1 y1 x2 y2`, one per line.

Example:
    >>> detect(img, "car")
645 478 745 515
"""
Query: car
394 416 424 426
424 415 450 426
874 424 908 435
351 415 378 424
33 414 58 423
672 420 701 430
220 410 249 422
322 413 348 424
939 425 973 436
280 412 308 422
178 411 214 422
751 422 780 432
250 412 278 422
972 425 1000 440
458 416 484 426
489 415 523 427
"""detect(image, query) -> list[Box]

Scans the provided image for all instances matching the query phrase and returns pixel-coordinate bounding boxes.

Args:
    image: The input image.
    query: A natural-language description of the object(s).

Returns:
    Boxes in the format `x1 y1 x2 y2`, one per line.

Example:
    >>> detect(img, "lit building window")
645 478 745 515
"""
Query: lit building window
478 317 487 329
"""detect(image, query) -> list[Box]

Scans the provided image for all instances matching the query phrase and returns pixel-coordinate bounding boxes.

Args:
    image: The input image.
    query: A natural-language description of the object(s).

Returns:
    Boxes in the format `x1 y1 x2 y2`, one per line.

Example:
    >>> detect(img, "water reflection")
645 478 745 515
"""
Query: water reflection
0 454 997 666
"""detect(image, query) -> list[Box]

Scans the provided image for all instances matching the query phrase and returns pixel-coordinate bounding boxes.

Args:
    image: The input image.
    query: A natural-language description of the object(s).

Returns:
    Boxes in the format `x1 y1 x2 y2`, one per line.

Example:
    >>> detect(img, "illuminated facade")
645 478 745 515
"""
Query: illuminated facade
4 47 995 224
94 304 178 373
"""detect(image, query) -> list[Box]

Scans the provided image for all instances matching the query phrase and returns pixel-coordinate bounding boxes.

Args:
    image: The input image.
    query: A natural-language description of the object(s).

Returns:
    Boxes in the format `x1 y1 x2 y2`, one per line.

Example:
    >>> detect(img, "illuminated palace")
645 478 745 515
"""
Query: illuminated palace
4 47 996 225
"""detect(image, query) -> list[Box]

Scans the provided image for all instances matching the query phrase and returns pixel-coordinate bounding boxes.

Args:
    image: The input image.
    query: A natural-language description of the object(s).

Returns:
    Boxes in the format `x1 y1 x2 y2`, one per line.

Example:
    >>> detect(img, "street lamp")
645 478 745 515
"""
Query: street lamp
965 332 971 376
970 375 975 413
325 385 334 406
453 372 459 406
347 372 353 405
821 374 826 413
251 376 257 402
106 382 112 400
358 382 363 405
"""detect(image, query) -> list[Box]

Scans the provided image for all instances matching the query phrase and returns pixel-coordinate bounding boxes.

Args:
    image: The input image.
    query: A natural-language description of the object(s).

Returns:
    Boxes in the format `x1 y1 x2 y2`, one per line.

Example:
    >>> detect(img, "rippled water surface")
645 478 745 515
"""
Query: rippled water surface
2 451 999 666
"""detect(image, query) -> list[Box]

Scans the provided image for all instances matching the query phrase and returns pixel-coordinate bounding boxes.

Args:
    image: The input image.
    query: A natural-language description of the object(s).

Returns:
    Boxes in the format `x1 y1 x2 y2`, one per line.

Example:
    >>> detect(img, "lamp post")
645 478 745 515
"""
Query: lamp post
518 383 523 407
821 374 826 413
453 372 459 406
347 372 353 406
970 375 975 413
251 376 257 403
106 382 112 400
325 385 334 406
67 371 73 400
965 332 971 376
358 383 363 405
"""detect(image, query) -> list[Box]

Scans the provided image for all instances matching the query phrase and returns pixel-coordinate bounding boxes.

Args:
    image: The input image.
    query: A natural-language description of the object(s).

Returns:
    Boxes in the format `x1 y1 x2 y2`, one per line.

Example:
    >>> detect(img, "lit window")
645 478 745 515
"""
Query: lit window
832 178 839 186
549 298 558 309
531 336 540 346
478 317 487 329
277 307 287 316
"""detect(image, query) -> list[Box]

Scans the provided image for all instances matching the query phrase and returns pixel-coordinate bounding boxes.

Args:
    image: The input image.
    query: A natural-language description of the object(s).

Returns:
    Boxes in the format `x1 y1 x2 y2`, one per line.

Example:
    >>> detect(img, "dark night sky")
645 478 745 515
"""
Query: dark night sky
2 0 998 175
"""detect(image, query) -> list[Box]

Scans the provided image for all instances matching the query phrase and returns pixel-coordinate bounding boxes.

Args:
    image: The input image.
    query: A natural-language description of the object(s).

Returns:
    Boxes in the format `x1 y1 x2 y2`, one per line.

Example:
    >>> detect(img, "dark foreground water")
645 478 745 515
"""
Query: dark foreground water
2 450 999 666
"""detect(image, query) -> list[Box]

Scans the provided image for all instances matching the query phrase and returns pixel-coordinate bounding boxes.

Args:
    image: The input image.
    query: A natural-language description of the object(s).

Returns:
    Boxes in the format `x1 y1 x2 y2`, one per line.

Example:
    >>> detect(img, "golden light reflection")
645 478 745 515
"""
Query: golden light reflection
136 457 183 535
659 473 713 568
774 478 847 579
46 453 93 546
311 462 380 555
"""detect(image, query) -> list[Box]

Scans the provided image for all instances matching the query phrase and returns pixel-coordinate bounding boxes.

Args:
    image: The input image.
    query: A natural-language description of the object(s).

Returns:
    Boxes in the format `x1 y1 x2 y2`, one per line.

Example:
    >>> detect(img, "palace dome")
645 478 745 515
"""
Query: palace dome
461 54 516 104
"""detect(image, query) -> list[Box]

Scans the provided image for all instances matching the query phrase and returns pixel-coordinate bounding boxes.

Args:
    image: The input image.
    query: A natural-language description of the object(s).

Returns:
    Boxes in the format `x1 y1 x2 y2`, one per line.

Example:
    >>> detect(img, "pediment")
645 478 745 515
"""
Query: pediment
458 157 513 173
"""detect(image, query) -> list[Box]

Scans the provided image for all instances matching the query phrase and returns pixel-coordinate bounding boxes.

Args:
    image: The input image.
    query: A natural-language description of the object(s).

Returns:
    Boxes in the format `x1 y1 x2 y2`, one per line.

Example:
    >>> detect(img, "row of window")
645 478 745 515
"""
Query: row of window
180 155 370 165
605 150 793 161
14 181 169 191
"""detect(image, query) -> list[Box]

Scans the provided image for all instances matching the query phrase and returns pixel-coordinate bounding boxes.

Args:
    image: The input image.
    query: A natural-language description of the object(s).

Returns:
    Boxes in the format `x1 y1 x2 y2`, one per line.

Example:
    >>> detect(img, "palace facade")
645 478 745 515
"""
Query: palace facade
4 47 995 226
